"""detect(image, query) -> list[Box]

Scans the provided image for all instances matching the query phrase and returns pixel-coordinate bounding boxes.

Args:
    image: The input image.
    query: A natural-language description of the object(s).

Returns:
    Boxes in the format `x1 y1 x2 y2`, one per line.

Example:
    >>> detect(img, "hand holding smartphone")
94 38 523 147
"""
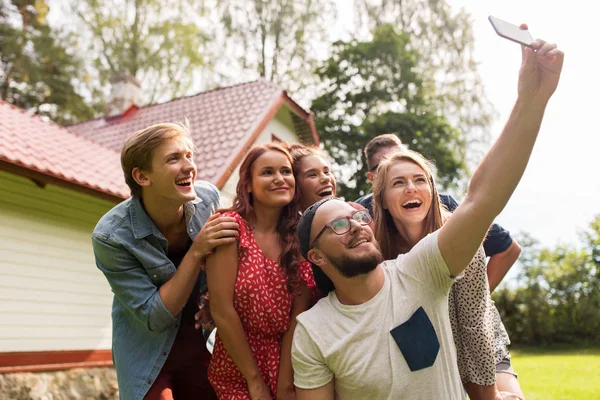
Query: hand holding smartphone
488 16 534 47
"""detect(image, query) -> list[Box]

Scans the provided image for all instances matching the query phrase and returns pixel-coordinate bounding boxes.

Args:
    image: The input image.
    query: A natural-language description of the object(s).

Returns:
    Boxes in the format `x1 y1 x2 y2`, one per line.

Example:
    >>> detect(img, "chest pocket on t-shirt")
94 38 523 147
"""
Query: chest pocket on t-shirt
390 306 440 371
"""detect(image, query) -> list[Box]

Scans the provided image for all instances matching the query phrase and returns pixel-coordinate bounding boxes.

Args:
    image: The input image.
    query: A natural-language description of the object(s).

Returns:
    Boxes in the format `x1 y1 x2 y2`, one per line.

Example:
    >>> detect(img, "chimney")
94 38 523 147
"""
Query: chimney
106 72 141 117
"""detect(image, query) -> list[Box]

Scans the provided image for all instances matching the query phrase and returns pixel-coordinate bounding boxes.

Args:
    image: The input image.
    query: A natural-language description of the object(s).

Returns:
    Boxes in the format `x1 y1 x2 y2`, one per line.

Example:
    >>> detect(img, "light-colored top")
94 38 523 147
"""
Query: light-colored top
448 248 511 385
292 231 466 400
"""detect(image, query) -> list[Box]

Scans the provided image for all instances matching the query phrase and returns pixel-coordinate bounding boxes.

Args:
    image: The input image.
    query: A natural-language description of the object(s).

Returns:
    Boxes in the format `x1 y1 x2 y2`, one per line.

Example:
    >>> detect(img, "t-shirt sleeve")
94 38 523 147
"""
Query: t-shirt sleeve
440 194 460 212
483 223 513 257
292 321 334 389
395 230 455 297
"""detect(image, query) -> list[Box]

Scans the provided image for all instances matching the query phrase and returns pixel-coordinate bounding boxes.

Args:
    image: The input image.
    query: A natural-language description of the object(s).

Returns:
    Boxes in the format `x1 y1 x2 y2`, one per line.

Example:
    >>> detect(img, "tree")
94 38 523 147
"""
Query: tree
0 0 94 124
67 0 210 105
211 0 335 94
493 220 600 345
312 24 467 199
354 0 495 158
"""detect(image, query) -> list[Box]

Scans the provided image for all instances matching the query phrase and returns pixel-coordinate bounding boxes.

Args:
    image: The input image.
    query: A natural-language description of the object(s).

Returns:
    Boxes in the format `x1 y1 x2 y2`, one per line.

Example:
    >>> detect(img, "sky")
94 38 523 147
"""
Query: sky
333 0 599 249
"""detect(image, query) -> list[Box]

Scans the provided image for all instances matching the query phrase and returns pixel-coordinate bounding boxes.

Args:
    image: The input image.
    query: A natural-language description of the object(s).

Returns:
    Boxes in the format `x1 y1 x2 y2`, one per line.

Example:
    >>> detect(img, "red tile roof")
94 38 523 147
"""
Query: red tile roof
70 79 317 186
0 101 129 200
1 80 316 201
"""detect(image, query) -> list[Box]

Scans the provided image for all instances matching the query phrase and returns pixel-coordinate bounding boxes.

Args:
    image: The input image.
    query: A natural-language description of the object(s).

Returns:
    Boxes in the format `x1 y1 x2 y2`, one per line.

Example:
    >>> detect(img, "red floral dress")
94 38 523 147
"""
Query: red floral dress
208 212 315 399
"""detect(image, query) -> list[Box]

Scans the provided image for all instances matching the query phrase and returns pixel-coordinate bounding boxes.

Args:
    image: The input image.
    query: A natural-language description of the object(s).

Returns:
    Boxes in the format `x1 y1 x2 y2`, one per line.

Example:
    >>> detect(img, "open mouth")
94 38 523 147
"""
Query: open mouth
348 238 369 249
402 199 422 209
317 187 334 198
176 177 193 188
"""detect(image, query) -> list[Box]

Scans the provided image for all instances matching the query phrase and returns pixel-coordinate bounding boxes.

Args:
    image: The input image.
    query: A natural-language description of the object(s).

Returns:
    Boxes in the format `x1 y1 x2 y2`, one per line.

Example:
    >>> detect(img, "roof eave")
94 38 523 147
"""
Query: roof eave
0 160 127 203
281 93 320 145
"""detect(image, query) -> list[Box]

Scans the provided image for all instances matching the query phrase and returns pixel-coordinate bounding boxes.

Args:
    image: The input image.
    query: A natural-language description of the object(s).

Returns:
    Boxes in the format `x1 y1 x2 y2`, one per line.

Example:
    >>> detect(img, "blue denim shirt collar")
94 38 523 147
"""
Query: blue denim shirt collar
129 195 203 240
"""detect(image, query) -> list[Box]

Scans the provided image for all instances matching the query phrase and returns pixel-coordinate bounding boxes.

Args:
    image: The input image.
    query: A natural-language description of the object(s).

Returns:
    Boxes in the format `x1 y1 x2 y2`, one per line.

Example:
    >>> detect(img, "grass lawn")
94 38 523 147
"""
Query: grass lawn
510 344 600 400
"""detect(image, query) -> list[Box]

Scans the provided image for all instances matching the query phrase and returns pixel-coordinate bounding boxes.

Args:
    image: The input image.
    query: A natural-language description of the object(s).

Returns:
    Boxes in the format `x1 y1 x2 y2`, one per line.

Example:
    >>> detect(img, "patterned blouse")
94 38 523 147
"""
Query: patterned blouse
448 247 511 386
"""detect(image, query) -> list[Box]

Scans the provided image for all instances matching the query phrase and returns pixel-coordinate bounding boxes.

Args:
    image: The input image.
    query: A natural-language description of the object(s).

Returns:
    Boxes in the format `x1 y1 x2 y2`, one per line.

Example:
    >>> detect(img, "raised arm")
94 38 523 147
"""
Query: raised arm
439 35 564 276
206 242 271 400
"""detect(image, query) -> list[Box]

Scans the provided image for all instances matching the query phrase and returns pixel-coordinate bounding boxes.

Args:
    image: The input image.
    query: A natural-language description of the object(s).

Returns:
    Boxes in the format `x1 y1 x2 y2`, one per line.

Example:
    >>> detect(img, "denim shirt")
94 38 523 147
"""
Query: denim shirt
92 181 220 400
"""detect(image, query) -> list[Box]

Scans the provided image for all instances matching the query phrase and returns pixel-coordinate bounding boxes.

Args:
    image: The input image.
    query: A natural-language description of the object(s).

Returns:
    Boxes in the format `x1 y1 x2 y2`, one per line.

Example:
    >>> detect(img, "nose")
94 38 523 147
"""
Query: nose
183 156 196 172
319 172 330 183
405 180 417 192
348 217 362 233
273 171 284 184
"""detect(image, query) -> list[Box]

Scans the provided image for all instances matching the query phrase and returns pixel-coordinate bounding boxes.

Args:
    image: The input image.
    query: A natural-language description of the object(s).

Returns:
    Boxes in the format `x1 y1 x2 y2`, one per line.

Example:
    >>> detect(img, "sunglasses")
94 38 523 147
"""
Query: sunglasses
310 209 372 249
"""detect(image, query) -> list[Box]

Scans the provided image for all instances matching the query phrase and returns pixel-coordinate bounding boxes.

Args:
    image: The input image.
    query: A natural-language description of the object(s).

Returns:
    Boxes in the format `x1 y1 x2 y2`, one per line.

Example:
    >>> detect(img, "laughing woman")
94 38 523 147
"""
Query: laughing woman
371 150 524 400
206 143 315 399
287 145 337 212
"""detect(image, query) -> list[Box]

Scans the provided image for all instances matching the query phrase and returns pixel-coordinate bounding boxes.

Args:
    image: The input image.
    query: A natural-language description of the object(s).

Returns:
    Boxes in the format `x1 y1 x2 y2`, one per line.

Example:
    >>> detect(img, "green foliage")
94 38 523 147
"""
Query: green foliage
68 0 209 104
212 0 334 93
493 217 600 344
312 24 468 199
354 0 495 151
0 0 95 124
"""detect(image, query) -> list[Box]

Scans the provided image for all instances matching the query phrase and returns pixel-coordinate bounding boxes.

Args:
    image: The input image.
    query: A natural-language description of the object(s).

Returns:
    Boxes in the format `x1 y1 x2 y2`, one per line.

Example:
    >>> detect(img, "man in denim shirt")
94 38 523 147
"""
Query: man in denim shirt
92 122 239 400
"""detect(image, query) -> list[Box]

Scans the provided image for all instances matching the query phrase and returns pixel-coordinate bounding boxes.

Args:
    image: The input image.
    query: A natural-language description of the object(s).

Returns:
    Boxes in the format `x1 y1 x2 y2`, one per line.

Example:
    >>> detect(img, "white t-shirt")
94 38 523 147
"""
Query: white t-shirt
292 231 465 400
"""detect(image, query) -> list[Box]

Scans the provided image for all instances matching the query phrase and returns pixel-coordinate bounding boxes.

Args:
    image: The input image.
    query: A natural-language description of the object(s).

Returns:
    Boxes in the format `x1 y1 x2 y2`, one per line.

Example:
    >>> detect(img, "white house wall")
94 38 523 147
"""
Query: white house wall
0 171 115 352
220 107 301 207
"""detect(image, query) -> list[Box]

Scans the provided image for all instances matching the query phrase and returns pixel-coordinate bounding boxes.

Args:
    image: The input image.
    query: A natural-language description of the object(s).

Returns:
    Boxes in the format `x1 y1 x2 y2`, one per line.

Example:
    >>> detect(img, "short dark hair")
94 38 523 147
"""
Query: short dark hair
364 134 404 170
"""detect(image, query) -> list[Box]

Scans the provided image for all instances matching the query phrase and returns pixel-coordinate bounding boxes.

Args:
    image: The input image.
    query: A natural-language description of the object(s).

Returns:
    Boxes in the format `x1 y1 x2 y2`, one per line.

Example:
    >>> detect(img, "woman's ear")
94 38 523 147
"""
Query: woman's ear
132 167 150 187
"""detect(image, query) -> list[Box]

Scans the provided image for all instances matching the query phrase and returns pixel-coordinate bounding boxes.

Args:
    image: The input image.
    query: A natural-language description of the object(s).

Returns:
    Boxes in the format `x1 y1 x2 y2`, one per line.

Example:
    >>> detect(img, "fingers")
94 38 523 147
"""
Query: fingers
547 48 564 65
213 229 239 238
205 212 222 223
205 214 238 227
519 23 528 30
537 41 557 57
210 237 238 247
520 43 537 71
201 217 239 236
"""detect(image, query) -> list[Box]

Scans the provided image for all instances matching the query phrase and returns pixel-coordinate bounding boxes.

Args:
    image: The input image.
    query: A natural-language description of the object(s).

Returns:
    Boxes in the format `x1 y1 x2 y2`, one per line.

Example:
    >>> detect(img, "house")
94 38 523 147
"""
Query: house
0 78 318 378
69 77 319 206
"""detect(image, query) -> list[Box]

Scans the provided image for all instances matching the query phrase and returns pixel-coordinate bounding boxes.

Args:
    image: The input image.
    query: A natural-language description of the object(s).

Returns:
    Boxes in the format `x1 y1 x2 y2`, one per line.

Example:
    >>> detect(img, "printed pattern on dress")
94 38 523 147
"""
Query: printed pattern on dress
208 211 315 399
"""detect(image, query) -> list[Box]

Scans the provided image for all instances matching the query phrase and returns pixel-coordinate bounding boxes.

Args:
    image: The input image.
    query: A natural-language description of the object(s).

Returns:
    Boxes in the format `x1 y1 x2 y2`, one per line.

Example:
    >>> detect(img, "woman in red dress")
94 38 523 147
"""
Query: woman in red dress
206 143 315 400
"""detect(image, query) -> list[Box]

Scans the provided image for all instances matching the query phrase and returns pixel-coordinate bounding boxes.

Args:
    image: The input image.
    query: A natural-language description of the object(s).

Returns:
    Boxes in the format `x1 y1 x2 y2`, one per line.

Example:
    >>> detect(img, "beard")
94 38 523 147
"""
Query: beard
328 243 384 278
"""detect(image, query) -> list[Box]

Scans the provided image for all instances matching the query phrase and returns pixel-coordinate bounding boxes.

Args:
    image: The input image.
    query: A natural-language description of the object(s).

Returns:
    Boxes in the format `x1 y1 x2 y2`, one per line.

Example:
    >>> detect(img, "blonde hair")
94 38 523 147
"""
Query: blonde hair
372 150 449 259
120 121 195 197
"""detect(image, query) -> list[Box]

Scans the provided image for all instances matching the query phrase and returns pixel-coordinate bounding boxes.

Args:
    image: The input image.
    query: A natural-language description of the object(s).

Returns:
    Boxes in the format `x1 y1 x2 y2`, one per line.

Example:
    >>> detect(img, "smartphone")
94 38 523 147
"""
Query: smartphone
488 16 534 47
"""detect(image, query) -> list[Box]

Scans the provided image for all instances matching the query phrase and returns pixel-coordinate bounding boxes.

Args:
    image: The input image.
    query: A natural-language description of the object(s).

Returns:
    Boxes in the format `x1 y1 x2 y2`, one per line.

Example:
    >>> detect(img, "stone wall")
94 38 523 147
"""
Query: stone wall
0 368 118 400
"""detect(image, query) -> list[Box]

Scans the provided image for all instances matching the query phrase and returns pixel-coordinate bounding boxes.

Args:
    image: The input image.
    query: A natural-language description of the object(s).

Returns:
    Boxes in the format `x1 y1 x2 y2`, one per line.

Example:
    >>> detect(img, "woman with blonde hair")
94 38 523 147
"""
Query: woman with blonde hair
372 150 524 400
